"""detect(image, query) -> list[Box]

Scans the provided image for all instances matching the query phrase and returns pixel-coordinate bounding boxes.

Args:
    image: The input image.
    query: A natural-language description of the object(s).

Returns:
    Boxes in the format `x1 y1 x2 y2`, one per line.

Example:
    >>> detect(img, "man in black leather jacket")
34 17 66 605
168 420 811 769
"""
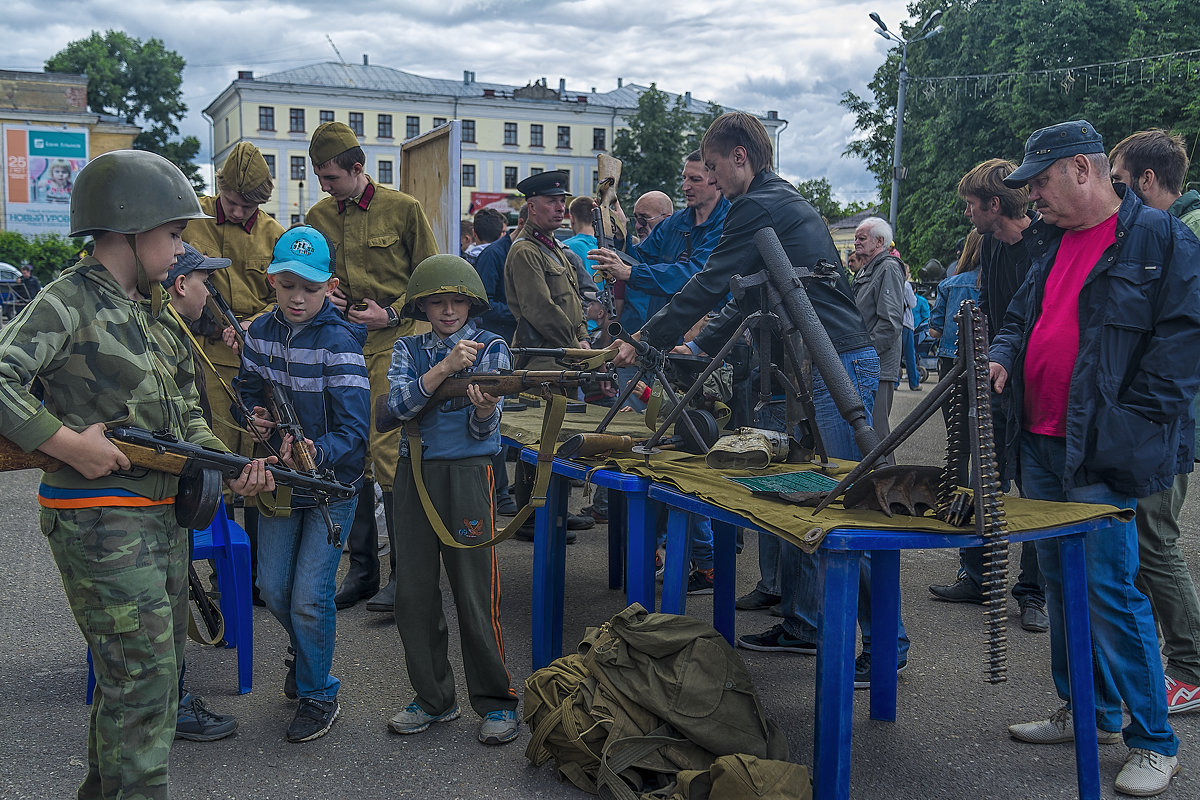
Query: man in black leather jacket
615 111 909 686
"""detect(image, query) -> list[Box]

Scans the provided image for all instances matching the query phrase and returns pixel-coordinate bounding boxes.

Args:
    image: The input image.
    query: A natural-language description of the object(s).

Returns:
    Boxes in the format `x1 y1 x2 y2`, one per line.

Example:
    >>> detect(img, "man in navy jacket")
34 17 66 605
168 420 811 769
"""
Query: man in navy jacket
992 119 1200 797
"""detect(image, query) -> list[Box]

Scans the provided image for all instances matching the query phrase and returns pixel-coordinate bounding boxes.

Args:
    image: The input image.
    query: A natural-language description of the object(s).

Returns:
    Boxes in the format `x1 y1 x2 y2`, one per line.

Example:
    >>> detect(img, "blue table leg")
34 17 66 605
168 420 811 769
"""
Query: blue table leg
712 520 738 645
1059 532 1101 800
869 549 900 721
815 548 860 800
531 475 568 670
608 490 626 590
624 491 657 610
660 509 689 614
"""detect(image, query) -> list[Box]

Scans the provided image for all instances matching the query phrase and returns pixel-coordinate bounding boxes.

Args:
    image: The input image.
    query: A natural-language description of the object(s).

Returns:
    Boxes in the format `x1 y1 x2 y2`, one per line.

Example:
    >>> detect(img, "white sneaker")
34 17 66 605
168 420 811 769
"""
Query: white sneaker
1114 748 1179 797
1008 704 1122 745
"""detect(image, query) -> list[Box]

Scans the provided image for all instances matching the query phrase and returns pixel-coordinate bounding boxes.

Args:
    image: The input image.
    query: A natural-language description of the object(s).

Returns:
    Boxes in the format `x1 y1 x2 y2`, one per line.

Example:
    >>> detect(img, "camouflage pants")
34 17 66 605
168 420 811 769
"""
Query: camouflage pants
42 503 187 800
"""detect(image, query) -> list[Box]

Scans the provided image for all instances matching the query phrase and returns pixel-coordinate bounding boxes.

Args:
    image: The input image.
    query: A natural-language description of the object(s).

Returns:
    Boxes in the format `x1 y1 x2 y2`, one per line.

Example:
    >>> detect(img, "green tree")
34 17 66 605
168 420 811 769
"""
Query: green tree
795 178 871 223
46 31 204 191
842 0 1200 266
614 85 718 206
0 231 86 282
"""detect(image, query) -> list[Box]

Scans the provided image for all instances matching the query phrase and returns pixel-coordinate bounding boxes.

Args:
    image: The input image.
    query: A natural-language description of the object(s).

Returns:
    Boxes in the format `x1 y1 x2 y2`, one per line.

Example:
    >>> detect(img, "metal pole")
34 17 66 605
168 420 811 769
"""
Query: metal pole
889 42 908 236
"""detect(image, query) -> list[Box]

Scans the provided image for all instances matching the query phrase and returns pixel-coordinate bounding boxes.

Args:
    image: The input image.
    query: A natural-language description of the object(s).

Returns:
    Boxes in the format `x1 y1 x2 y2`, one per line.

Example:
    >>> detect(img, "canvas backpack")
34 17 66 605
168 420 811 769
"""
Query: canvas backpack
523 604 793 799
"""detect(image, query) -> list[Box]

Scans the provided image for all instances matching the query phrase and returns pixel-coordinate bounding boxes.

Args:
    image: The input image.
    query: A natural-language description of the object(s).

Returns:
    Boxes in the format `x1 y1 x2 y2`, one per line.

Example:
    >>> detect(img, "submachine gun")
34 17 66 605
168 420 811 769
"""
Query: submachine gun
204 278 350 546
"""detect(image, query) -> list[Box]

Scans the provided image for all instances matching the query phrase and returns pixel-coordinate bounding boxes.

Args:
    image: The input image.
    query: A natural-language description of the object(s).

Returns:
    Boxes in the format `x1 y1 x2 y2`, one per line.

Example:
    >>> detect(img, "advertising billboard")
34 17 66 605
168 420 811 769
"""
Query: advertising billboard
4 125 89 235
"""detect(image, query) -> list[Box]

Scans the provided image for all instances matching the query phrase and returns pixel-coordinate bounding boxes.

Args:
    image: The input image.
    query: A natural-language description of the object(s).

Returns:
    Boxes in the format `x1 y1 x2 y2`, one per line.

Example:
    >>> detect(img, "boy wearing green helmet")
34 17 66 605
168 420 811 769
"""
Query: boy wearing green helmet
0 149 274 799
383 254 520 746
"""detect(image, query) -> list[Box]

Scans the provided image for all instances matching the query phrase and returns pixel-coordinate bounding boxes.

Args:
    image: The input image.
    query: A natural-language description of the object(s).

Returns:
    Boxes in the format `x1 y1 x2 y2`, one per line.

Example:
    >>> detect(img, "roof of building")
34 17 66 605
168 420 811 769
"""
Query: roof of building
253 61 725 115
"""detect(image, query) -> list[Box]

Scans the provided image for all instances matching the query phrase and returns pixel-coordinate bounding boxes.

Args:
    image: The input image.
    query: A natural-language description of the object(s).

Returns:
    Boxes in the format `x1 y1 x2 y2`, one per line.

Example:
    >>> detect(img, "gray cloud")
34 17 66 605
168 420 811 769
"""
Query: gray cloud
4 0 912 202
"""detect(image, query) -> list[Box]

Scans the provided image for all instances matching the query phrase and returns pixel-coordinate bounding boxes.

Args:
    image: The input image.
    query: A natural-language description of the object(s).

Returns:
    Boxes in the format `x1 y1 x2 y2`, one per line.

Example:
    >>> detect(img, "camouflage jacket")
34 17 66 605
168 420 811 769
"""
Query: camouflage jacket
0 257 223 499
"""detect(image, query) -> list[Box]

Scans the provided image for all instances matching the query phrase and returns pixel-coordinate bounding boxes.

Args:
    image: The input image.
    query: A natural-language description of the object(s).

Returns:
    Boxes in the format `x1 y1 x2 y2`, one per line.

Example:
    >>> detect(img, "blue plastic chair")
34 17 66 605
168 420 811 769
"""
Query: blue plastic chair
86 499 254 701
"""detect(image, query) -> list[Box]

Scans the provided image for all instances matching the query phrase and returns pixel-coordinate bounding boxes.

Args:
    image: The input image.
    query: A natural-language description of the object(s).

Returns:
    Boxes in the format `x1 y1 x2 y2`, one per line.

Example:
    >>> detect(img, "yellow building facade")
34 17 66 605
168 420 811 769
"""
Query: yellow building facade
203 62 786 224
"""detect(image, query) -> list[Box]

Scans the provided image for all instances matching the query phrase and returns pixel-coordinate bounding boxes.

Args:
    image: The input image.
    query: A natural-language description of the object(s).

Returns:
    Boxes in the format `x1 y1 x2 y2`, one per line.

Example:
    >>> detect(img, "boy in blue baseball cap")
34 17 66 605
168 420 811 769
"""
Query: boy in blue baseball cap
235 225 371 742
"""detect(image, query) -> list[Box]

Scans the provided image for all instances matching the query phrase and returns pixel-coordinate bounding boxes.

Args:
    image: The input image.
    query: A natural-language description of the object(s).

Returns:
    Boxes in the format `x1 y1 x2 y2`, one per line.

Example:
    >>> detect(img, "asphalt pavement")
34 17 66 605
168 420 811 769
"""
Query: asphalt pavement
1 386 1197 799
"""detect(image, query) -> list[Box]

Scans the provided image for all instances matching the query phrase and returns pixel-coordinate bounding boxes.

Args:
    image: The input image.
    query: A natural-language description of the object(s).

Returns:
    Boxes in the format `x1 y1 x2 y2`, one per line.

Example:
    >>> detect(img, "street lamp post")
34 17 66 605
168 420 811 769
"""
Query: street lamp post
870 9 944 238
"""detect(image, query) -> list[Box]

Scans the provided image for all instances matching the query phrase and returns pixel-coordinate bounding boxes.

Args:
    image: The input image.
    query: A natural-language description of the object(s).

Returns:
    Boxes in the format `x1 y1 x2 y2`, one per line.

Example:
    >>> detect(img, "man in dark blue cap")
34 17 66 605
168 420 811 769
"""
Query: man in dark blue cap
990 118 1200 797
503 170 595 536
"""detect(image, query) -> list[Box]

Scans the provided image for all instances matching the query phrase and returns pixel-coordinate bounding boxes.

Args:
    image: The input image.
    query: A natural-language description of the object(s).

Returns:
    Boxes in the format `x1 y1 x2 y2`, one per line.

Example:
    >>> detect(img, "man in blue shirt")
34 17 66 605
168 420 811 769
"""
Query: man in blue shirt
590 150 730 334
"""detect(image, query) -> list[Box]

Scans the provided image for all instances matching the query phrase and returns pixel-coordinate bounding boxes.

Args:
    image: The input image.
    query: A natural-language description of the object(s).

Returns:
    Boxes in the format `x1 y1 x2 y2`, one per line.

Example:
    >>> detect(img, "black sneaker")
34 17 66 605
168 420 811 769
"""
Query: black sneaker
735 589 781 611
512 521 576 544
283 647 298 700
737 624 817 654
176 692 237 741
287 697 340 743
686 568 715 595
852 652 908 689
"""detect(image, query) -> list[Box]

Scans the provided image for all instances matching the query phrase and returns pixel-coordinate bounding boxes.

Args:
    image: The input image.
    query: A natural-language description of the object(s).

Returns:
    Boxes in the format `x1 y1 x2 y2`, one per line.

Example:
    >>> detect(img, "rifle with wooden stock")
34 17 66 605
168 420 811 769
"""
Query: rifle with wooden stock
0 426 356 529
374 368 616 433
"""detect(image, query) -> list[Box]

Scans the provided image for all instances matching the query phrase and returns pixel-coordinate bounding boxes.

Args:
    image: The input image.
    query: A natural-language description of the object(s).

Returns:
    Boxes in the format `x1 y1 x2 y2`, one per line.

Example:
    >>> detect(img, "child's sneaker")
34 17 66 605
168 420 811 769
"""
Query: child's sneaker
1165 675 1200 714
286 697 339 743
175 692 237 741
654 549 665 581
478 709 519 745
686 568 715 595
389 700 461 735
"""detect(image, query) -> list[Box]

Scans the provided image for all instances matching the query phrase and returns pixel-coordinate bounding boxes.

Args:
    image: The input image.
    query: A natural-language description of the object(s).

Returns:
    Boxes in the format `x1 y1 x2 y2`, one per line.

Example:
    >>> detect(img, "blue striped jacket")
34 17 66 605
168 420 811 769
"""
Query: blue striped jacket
236 299 370 498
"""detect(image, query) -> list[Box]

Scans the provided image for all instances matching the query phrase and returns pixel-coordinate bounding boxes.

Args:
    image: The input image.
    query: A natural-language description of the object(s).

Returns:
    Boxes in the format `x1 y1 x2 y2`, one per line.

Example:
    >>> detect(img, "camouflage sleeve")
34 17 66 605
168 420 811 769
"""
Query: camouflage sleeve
0 292 73 451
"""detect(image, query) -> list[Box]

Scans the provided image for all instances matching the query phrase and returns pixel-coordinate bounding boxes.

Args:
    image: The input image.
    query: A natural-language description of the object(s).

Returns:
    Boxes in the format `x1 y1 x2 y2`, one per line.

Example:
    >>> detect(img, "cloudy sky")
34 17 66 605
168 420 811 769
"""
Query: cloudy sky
4 0 917 202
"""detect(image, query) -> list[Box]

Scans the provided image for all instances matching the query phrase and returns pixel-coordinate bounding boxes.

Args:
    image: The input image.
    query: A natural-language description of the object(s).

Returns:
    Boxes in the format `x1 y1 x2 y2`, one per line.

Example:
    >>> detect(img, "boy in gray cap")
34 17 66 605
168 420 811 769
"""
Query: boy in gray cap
991 119 1200 797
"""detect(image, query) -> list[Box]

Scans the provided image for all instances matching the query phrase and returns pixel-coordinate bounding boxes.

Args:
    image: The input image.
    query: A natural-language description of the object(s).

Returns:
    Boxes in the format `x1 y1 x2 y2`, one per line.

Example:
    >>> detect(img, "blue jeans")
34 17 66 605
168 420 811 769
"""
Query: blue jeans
257 496 357 701
780 347 910 659
900 327 920 389
1019 433 1175 755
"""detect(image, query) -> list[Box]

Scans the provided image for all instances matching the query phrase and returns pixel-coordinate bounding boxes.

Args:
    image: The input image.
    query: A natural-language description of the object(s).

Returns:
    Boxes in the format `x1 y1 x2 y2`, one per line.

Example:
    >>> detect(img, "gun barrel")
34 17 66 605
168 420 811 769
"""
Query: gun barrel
607 322 652 358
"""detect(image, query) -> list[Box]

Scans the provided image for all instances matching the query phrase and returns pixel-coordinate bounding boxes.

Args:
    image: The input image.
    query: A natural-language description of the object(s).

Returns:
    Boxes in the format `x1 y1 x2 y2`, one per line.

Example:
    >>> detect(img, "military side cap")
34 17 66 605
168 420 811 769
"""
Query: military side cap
309 122 360 166
1004 119 1105 187
517 169 570 197
221 141 271 194
164 242 230 287
268 225 334 283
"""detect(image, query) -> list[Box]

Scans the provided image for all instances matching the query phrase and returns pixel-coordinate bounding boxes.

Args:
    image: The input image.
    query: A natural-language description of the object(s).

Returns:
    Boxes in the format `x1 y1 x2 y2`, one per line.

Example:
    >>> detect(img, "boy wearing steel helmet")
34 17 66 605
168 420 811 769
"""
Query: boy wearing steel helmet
384 254 520 746
0 149 273 799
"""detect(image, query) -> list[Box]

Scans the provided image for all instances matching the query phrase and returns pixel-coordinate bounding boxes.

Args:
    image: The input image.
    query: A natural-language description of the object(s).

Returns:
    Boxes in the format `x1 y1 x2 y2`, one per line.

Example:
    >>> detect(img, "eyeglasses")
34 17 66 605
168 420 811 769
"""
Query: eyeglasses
634 212 669 226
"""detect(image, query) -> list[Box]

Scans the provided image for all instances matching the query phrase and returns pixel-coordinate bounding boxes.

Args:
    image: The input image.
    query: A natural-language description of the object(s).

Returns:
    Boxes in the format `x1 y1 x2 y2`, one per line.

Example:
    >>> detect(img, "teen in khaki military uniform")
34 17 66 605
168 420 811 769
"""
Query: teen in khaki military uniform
0 150 272 800
182 141 285 601
504 170 589 371
305 122 439 611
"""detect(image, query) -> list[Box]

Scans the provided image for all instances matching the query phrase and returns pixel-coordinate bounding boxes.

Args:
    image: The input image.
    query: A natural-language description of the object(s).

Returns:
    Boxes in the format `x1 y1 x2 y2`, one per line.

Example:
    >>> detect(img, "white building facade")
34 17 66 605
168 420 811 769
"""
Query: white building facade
202 60 786 223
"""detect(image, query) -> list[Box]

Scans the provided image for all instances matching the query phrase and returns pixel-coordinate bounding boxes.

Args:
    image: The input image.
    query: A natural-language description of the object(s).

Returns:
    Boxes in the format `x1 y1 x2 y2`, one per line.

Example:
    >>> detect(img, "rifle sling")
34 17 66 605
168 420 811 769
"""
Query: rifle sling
404 393 567 549
186 563 226 647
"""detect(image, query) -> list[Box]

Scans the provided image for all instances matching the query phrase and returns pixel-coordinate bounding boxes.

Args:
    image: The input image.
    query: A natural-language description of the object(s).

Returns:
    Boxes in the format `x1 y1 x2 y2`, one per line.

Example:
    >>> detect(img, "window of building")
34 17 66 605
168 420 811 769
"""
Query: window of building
592 169 599 190
378 114 393 139
557 126 571 148
462 119 476 143
223 118 229 143
290 156 306 181
530 124 544 148
378 159 393 185
504 166 518 189
289 108 305 133
406 116 420 138
433 117 447 128
504 122 518 146
258 106 275 131
593 128 606 151
320 110 335 124
263 154 276 179
349 112 364 137
462 164 476 187
291 214 301 225
530 167 544 176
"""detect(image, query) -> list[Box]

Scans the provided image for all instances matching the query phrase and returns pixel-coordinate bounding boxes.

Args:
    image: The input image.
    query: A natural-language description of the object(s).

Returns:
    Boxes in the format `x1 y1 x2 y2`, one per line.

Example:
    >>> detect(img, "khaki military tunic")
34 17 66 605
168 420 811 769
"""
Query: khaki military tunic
305 177 439 488
182 196 284 457
505 228 588 370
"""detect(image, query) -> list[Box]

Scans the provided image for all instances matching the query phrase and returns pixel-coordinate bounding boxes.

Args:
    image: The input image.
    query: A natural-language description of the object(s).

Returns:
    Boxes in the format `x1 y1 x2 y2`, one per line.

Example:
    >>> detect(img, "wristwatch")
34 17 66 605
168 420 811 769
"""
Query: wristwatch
385 306 400 327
